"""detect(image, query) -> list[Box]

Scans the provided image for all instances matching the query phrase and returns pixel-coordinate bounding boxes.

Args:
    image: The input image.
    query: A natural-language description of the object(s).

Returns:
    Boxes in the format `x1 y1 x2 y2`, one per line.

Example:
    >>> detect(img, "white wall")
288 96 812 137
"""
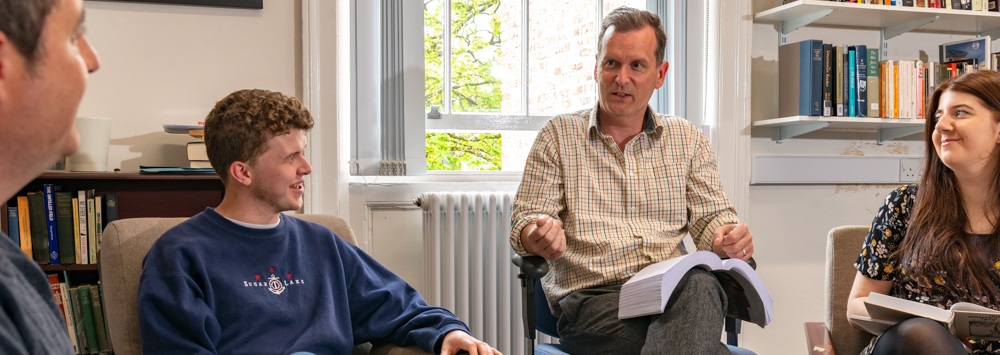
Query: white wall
77 0 300 171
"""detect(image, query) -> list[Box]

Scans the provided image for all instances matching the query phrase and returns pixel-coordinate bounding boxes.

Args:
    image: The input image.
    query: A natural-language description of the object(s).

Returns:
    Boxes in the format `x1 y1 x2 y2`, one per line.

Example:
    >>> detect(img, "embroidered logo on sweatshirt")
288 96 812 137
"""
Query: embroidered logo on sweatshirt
243 266 306 295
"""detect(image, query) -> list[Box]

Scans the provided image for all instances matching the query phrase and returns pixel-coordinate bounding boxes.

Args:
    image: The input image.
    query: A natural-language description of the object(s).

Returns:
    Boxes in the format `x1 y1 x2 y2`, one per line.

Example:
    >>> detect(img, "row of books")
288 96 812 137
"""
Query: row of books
806 0 1000 11
48 275 110 354
779 40 882 118
4 184 117 265
779 38 995 119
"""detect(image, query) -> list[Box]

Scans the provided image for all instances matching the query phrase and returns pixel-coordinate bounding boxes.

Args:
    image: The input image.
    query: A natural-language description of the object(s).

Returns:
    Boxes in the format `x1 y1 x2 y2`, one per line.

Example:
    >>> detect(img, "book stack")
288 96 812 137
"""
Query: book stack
5 184 117 265
187 141 210 168
48 275 110 354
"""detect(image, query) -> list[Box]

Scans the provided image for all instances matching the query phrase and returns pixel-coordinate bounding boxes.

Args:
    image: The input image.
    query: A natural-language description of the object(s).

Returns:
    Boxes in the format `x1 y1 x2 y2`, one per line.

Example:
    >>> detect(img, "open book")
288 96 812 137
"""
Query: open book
851 292 1000 341
617 250 773 328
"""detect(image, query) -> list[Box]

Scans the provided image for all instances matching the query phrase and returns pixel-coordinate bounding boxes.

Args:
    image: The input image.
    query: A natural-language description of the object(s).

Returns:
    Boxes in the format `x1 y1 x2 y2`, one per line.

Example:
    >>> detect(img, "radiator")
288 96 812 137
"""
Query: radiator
419 192 556 355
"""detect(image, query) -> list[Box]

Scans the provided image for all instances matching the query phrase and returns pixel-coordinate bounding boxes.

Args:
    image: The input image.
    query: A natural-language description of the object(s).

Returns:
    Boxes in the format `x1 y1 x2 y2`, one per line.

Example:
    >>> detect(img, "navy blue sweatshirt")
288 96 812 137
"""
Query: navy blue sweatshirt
138 209 469 354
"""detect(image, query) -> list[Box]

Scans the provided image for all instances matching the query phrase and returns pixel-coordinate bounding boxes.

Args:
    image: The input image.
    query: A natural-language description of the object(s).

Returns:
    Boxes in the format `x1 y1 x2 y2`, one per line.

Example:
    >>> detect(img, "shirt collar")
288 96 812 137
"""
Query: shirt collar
588 105 661 137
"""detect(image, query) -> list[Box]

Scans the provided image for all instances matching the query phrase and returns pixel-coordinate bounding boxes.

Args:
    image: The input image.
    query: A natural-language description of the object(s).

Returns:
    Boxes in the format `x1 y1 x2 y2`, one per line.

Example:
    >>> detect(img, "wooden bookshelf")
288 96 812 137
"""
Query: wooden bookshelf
1 171 224 266
41 264 100 272
2 171 224 233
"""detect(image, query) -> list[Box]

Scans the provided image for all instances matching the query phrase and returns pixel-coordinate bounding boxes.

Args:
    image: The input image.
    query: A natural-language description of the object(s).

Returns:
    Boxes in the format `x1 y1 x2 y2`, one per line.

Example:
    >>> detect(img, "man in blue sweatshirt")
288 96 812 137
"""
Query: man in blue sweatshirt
0 0 101 353
138 89 501 355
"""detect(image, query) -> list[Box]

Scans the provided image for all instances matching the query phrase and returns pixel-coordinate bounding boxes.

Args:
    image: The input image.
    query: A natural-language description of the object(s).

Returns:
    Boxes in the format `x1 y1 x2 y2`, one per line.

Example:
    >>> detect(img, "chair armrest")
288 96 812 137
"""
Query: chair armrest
804 322 836 355
512 254 549 279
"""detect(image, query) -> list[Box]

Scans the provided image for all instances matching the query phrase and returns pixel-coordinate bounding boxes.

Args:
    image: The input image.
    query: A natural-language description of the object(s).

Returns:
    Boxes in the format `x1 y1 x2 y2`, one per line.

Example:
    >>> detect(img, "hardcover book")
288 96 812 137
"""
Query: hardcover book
16 196 31 258
103 193 119 227
617 250 773 328
77 285 99 354
71 197 80 264
89 284 109 352
26 192 48 264
77 190 90 265
86 191 96 264
42 184 59 264
7 207 18 247
867 48 881 118
778 39 824 117
58 282 77 352
853 45 868 117
822 43 834 116
69 287 90 352
54 191 75 264
851 292 1000 341
848 47 857 117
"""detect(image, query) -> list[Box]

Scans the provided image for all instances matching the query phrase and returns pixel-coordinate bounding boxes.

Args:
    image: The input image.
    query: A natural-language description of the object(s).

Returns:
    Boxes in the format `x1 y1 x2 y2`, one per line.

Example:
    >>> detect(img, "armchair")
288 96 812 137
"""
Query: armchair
513 255 758 355
99 214 429 355
803 225 871 355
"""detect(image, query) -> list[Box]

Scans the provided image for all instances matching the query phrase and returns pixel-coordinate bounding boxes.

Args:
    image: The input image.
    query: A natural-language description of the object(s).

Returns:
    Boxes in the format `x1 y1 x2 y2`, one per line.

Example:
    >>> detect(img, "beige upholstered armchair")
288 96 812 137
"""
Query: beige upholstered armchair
99 214 429 355
804 225 872 355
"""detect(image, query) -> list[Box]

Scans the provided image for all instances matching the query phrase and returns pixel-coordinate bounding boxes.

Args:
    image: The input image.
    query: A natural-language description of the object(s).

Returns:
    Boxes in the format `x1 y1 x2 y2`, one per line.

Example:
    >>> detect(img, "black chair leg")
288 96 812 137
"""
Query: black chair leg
725 317 741 346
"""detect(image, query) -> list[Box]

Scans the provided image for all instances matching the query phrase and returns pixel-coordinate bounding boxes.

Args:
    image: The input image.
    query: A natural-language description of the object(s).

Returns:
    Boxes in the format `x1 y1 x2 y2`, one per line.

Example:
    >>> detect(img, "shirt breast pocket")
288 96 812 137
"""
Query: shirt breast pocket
643 162 687 219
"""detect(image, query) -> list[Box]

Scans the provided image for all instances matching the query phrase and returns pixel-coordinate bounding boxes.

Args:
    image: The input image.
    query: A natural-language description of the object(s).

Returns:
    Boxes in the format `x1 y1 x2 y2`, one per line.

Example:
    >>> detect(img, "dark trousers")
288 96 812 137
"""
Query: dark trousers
556 268 730 355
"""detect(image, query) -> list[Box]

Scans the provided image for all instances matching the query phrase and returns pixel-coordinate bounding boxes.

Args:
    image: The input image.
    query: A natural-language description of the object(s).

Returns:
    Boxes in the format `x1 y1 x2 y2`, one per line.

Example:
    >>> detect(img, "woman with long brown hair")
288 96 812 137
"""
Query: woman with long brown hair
848 69 1000 354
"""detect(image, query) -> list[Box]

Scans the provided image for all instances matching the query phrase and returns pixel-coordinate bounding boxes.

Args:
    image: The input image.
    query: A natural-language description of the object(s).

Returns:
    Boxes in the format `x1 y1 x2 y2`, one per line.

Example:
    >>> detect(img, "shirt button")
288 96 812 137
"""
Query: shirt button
630 207 637 213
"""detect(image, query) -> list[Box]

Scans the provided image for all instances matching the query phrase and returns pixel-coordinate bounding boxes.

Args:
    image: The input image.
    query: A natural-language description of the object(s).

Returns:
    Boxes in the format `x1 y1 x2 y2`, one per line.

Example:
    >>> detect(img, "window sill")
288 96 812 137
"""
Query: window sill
348 171 524 184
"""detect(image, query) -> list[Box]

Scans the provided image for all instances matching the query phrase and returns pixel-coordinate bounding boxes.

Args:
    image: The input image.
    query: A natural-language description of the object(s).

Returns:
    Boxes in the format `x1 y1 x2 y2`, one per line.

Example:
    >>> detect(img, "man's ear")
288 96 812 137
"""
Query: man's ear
228 161 253 187
0 32 13 105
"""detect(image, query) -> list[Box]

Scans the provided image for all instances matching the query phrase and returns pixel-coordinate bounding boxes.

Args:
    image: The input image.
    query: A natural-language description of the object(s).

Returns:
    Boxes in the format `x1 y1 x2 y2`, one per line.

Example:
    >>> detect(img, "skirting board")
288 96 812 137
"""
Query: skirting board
751 155 923 184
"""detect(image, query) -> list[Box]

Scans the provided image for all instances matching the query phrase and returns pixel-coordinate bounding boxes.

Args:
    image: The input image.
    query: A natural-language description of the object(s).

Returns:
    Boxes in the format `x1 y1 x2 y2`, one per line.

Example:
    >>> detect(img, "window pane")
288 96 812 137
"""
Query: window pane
449 0 523 114
602 0 646 14
426 132 503 171
425 0 444 110
526 0 598 115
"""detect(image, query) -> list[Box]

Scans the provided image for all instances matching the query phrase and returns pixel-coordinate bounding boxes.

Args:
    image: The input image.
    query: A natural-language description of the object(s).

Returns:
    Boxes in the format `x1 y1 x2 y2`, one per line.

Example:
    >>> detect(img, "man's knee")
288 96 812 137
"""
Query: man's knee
666 268 725 310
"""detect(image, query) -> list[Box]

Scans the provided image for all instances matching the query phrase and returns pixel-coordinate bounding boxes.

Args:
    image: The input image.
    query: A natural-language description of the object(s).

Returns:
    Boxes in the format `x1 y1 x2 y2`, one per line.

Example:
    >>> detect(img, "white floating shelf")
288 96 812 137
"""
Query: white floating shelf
755 0 1000 35
753 116 926 143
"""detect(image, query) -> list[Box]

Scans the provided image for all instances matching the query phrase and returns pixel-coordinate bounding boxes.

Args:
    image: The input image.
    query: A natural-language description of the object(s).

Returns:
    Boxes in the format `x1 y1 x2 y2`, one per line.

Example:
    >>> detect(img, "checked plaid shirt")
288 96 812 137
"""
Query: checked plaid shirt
510 105 739 313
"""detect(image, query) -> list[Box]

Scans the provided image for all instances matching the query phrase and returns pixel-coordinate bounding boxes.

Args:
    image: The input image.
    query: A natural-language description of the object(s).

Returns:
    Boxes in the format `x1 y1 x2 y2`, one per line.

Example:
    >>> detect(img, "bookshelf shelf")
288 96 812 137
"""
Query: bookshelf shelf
753 116 925 143
756 0 1000 36
41 263 100 272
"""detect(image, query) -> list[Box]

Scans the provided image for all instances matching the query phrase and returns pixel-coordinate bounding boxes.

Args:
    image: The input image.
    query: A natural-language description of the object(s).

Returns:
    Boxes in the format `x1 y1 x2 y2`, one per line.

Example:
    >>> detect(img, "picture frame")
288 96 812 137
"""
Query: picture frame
939 36 991 71
88 0 262 10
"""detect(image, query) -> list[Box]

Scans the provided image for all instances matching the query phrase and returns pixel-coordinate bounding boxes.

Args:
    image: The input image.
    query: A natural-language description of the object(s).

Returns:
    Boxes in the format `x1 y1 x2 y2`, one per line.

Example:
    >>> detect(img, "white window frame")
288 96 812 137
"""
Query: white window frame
342 0 737 178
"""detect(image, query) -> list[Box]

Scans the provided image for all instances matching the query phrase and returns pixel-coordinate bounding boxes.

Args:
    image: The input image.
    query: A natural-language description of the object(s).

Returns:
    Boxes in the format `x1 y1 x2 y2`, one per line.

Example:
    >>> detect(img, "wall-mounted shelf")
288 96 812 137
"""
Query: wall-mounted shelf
756 0 1000 36
756 0 1000 55
753 116 925 144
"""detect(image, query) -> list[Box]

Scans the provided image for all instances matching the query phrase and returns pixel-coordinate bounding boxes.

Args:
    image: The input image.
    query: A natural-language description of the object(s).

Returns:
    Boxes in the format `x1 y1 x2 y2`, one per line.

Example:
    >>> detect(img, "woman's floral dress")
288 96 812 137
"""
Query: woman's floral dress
856 185 1000 354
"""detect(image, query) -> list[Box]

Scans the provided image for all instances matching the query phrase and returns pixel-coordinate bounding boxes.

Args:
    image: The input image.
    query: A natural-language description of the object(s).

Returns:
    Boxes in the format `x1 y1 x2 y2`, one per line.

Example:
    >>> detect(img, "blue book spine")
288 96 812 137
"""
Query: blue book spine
6 207 18 245
855 45 867 117
810 40 823 116
848 48 857 117
42 184 59 264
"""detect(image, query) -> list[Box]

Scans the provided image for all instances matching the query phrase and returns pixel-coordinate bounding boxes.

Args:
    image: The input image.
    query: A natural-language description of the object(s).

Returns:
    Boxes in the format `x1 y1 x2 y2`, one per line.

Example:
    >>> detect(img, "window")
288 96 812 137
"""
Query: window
349 0 687 175
424 0 648 172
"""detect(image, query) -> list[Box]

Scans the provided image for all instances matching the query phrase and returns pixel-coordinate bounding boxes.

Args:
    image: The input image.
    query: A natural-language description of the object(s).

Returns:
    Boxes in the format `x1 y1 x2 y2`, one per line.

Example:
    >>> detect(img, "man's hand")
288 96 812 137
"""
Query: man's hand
712 223 753 261
520 216 566 260
440 330 502 355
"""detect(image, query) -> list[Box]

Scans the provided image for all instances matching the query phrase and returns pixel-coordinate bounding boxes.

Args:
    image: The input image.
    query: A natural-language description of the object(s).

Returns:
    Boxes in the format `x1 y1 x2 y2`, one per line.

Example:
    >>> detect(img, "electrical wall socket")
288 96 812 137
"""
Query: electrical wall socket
899 158 923 183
